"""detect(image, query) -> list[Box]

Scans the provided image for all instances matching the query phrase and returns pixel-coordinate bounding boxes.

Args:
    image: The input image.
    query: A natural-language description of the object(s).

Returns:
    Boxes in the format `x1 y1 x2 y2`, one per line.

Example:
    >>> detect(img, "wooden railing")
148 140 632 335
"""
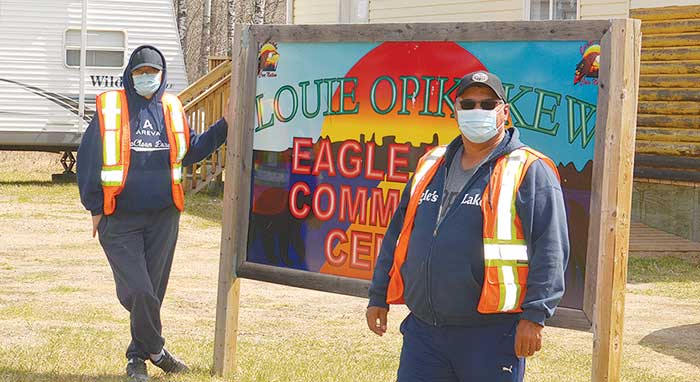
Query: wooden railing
208 56 232 71
179 59 232 194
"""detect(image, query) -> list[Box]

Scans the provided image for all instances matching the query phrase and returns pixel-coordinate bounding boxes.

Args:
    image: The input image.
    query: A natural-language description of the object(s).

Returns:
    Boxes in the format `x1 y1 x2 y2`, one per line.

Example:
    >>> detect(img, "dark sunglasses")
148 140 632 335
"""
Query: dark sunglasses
458 99 503 110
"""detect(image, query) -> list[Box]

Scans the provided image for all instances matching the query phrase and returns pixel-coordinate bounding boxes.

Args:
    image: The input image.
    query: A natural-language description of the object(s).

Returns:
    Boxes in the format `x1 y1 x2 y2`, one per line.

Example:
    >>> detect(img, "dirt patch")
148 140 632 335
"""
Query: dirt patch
1 153 699 381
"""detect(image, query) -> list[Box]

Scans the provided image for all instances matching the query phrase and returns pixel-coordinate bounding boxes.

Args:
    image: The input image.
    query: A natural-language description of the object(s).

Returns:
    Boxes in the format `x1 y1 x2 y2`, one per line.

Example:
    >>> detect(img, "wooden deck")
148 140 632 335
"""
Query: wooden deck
629 222 700 252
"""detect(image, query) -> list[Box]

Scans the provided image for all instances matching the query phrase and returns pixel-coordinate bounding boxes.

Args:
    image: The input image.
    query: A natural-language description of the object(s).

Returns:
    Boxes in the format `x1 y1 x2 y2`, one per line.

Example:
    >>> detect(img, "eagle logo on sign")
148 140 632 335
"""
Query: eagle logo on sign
258 42 280 78
574 42 600 85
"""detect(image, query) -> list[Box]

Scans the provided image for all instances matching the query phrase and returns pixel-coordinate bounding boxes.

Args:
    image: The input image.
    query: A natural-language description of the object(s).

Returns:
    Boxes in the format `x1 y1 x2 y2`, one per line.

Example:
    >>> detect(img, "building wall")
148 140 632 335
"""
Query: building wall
631 4 700 159
578 0 629 19
632 0 700 8
293 0 339 24
368 0 523 23
633 181 700 242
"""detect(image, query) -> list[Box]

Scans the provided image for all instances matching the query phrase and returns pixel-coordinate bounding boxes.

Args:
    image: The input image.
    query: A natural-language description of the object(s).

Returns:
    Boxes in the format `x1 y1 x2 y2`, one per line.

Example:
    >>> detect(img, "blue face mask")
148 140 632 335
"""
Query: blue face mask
133 72 162 97
457 109 501 143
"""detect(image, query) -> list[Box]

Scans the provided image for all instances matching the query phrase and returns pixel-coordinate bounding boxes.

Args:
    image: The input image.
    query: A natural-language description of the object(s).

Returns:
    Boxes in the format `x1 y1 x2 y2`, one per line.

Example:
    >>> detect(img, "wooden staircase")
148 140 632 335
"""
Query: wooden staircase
631 5 700 182
179 59 231 194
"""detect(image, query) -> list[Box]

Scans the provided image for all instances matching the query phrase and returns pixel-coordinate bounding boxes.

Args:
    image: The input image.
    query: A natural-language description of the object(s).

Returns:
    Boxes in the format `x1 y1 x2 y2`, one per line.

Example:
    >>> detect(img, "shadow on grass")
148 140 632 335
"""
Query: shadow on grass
639 323 700 368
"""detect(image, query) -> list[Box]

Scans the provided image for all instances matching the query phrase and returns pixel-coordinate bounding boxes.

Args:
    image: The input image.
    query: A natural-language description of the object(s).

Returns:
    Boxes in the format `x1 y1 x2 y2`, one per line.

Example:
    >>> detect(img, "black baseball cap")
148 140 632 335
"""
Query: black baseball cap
130 47 164 71
456 70 506 101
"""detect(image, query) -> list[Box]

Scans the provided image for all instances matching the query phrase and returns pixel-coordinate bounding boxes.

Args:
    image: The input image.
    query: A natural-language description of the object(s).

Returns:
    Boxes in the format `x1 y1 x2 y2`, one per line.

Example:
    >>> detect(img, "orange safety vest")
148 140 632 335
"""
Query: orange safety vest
96 90 191 215
386 144 559 314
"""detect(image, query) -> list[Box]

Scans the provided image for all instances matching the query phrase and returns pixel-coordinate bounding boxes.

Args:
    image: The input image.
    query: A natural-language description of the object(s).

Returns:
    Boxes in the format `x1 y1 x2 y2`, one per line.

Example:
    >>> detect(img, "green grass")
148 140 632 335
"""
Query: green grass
184 191 224 228
628 256 700 301
48 286 87 294
0 302 120 325
0 178 77 204
1 155 700 382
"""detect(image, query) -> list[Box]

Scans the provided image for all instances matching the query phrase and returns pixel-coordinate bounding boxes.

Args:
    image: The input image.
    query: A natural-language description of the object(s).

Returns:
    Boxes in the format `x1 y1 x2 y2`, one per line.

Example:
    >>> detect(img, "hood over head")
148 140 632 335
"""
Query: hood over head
123 45 168 99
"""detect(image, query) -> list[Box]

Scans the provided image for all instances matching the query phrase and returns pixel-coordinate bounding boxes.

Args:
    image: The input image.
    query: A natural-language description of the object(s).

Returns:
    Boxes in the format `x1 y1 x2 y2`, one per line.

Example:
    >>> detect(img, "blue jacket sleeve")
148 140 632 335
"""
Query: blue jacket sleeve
516 159 570 326
368 179 412 309
182 118 228 166
76 114 104 216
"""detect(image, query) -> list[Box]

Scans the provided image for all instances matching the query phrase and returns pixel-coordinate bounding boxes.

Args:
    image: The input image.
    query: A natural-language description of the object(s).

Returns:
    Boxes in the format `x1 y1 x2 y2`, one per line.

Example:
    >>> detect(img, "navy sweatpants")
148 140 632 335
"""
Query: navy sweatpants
97 206 180 360
398 314 526 382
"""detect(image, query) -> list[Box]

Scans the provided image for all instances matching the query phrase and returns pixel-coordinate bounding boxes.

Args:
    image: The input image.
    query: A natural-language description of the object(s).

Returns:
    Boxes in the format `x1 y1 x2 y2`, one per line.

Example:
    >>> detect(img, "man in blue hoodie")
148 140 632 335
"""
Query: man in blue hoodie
366 70 569 382
76 45 228 382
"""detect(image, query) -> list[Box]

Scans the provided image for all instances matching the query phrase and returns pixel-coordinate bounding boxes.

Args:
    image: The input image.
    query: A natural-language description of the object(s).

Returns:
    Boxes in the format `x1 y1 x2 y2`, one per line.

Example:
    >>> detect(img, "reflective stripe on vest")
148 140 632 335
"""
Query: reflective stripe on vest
97 90 190 215
479 147 559 313
162 94 189 186
478 149 532 314
385 144 559 313
100 91 124 186
411 146 448 196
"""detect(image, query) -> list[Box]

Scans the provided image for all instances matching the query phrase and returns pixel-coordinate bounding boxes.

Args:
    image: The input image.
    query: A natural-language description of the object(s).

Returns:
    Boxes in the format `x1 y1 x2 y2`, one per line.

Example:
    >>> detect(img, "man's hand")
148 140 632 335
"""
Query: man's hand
366 306 388 336
514 319 543 358
92 214 103 238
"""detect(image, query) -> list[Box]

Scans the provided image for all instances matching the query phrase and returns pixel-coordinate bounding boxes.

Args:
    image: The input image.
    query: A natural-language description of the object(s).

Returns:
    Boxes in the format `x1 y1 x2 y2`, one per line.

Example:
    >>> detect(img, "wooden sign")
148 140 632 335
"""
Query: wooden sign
215 19 641 382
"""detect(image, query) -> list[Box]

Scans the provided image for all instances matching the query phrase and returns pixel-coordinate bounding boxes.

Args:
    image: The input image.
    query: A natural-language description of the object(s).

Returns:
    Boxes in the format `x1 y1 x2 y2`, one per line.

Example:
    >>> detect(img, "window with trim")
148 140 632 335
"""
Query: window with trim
530 0 577 20
65 30 126 68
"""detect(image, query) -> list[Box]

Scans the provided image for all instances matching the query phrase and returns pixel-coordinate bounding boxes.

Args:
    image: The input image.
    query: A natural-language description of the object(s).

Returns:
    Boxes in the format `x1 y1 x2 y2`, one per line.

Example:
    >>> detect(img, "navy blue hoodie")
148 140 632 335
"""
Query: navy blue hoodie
77 45 228 215
368 128 569 327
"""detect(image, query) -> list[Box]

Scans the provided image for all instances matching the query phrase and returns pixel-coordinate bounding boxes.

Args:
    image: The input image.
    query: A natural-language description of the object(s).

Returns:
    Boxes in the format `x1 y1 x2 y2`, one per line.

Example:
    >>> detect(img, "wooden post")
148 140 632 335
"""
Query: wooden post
213 23 249 379
590 19 642 382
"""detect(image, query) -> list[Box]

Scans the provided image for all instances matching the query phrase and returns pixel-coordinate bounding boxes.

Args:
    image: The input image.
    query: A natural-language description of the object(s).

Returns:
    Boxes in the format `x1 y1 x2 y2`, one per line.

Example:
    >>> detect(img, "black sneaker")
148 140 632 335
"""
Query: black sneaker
151 348 189 374
126 358 148 382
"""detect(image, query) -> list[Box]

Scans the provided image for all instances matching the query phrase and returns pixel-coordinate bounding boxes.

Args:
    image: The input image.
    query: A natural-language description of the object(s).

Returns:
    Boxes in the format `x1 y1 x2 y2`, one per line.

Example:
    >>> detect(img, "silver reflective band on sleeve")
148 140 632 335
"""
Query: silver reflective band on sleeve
495 151 527 240
101 169 124 184
483 243 528 261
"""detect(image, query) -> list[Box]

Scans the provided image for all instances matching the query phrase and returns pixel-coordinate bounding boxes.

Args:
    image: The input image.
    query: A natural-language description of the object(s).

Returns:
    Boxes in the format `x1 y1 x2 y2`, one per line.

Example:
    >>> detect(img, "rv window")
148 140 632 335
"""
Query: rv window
529 0 577 20
65 30 126 68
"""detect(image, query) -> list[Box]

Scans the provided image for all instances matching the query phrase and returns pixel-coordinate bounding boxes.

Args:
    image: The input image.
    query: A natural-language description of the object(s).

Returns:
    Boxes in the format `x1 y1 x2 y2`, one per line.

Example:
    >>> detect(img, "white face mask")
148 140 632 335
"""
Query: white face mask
457 108 501 143
133 72 162 98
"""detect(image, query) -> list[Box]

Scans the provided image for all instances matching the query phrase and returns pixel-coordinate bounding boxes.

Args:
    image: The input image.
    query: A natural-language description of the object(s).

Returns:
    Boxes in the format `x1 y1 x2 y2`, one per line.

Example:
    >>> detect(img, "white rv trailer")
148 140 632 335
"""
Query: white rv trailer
0 0 188 172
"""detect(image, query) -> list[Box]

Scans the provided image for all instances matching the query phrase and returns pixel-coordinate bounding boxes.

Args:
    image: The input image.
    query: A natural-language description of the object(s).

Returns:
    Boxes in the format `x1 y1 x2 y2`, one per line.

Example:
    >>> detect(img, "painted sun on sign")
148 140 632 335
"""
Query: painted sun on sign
574 41 600 85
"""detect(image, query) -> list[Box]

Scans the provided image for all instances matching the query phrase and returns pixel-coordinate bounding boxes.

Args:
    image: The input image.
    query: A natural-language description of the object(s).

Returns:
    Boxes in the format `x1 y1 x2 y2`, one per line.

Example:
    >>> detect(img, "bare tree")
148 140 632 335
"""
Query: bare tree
253 0 266 24
228 0 236 53
176 0 188 56
260 0 288 25
173 0 288 80
200 0 212 74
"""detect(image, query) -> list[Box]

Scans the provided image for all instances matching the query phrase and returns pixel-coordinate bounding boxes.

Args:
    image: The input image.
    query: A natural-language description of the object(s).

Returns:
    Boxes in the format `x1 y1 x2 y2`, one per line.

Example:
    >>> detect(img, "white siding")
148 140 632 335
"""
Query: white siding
369 0 523 23
631 0 700 8
0 0 187 148
293 0 339 24
579 0 629 19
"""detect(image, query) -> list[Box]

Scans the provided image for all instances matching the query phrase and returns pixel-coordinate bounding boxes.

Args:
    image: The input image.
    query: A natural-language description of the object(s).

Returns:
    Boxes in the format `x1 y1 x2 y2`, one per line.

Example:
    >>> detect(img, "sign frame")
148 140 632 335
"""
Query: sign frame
214 19 641 382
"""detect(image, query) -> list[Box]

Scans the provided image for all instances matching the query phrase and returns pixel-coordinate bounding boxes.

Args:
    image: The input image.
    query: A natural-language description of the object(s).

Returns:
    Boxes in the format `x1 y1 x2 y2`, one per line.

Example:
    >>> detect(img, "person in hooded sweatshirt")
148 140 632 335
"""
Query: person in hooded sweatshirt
366 70 569 382
76 45 228 382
